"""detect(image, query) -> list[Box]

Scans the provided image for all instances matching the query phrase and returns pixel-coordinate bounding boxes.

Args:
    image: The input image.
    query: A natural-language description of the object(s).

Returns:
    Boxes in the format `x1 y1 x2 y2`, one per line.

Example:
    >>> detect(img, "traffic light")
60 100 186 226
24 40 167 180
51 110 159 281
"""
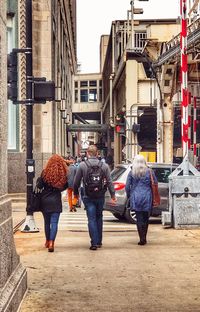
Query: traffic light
132 123 140 133
7 51 18 102
115 114 126 134
34 80 55 103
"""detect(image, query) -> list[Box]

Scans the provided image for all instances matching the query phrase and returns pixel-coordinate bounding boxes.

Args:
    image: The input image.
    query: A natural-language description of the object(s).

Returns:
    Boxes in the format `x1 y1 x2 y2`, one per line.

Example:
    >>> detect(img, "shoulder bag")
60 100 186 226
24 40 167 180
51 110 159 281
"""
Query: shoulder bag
30 183 44 212
149 170 161 207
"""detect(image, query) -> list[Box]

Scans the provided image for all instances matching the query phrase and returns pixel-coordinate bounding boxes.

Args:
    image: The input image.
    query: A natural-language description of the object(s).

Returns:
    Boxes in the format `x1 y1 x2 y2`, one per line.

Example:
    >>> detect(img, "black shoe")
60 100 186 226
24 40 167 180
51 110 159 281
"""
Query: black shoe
89 245 97 250
97 244 102 248
138 241 146 246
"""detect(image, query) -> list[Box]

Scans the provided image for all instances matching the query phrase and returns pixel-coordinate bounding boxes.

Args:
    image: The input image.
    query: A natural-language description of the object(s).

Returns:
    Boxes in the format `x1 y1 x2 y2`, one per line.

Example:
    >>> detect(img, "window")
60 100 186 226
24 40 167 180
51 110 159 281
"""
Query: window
7 16 19 151
80 80 88 87
134 32 147 50
111 167 126 181
75 81 78 88
80 89 88 102
152 168 172 183
74 90 78 103
99 88 102 102
89 80 97 87
89 89 97 102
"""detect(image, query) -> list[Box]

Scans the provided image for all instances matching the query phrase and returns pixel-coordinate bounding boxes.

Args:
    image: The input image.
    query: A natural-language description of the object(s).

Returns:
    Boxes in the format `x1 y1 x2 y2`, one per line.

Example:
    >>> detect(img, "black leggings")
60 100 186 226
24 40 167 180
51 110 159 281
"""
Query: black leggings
135 211 149 226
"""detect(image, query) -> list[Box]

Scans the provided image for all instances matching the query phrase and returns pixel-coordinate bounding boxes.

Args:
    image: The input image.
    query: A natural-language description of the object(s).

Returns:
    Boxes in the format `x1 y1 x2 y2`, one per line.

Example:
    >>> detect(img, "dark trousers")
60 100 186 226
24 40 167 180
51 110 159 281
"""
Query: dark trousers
83 197 105 246
135 211 149 226
135 211 150 243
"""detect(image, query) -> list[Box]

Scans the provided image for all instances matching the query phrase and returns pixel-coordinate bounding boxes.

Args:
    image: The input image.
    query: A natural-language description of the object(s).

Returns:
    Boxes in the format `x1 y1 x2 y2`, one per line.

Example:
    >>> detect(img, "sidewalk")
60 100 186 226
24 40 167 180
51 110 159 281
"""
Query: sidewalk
13 203 200 312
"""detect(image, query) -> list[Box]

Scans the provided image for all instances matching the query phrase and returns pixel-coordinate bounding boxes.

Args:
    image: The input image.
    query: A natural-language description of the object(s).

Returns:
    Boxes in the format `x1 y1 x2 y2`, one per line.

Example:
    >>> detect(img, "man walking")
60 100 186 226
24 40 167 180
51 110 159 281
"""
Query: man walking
73 145 116 250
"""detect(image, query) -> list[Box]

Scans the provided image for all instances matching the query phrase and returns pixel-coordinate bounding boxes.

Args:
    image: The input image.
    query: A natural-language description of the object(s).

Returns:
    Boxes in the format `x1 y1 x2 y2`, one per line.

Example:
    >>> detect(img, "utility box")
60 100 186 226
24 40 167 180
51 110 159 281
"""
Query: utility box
170 175 200 228
162 157 200 229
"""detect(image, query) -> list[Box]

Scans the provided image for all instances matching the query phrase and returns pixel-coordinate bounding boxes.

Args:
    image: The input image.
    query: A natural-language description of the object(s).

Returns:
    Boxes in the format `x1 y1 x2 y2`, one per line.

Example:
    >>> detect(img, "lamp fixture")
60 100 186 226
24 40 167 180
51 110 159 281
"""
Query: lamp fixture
60 99 66 112
61 110 67 119
55 86 61 102
64 113 70 124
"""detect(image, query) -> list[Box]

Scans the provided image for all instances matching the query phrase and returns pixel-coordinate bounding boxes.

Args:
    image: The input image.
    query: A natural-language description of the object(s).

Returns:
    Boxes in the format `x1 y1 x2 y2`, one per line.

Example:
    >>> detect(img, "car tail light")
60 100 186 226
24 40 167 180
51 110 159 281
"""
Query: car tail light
113 182 125 191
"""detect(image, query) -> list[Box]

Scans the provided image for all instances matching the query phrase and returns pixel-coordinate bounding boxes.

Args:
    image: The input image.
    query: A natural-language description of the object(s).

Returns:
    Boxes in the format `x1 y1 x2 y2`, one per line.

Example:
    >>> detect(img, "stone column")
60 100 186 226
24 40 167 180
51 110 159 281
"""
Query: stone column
0 1 27 310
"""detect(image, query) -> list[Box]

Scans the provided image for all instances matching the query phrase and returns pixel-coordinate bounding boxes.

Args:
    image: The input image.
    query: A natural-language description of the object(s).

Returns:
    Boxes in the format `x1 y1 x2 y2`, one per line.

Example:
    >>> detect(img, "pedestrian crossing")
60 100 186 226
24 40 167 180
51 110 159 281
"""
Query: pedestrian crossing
59 204 135 232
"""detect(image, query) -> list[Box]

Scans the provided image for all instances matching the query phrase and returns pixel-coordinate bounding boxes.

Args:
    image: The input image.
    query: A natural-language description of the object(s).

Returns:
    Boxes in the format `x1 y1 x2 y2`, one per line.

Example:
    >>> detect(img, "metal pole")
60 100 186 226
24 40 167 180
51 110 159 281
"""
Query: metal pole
20 0 39 232
26 0 34 214
127 10 130 40
188 92 191 150
21 0 38 232
131 0 134 49
181 0 189 158
193 96 197 166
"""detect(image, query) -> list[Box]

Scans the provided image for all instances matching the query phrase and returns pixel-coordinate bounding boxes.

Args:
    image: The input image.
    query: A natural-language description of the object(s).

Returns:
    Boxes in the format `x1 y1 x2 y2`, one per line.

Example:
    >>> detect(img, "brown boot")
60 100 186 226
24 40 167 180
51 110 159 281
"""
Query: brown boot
48 240 54 252
45 240 49 248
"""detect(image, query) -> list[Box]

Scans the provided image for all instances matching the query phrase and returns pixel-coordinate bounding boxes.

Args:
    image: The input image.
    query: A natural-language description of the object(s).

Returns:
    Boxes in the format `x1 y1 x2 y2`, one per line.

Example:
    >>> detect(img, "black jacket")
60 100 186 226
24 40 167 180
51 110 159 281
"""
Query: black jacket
36 177 68 213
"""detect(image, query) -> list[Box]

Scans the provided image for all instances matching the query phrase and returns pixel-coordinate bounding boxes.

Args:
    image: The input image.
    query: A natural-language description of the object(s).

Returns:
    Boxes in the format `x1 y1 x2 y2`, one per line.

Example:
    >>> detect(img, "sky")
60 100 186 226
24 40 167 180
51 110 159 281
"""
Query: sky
77 0 180 73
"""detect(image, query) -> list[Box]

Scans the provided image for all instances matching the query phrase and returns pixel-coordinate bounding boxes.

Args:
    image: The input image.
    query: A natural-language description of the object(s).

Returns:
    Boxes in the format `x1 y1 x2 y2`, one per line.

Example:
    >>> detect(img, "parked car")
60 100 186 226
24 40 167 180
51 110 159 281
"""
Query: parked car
104 163 178 223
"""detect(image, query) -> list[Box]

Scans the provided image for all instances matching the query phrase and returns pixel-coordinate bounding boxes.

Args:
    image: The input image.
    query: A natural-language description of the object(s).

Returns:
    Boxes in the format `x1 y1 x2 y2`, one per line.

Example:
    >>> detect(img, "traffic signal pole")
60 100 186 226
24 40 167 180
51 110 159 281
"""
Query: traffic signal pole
21 0 38 232
26 0 34 213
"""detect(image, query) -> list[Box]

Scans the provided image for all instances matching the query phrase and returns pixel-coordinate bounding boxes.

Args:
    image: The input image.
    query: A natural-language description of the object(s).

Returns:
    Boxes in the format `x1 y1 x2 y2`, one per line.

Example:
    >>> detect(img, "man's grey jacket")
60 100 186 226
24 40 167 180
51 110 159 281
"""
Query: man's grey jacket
73 157 115 198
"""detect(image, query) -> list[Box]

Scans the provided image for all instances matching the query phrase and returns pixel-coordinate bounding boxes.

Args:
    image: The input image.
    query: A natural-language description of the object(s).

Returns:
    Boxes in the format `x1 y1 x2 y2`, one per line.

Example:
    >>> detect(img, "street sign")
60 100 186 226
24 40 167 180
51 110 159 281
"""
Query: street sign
66 124 108 132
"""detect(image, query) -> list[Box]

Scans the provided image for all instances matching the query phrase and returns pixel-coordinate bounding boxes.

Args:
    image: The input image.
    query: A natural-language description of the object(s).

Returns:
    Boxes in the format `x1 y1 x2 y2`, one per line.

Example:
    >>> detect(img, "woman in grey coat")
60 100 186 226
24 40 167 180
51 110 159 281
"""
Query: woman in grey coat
125 155 157 245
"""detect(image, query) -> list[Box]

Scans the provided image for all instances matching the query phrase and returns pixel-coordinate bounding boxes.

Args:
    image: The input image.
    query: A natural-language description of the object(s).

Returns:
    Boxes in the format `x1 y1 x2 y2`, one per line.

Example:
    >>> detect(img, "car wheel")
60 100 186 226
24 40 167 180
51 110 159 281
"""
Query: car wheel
112 213 126 221
125 208 137 223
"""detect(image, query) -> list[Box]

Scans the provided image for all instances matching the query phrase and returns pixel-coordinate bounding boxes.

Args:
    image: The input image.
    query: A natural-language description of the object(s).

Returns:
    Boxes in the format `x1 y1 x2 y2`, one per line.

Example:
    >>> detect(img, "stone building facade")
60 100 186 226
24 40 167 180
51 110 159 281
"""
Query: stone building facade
102 19 179 164
8 0 77 193
0 1 27 310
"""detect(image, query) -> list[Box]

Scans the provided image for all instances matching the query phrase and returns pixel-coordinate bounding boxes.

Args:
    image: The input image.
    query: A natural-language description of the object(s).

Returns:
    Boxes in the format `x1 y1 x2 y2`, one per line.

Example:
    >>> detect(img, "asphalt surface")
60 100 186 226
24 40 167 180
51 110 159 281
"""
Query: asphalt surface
13 202 200 312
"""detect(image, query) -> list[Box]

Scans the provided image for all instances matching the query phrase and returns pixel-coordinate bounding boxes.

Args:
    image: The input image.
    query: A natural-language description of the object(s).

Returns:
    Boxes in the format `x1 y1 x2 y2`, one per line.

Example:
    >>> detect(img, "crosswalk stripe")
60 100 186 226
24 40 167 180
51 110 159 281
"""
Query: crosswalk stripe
58 208 135 231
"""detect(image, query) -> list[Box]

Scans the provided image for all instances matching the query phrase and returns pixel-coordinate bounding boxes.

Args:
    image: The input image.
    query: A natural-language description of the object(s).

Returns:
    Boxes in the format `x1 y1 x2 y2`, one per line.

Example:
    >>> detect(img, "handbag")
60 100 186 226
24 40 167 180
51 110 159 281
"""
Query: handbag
149 170 161 207
30 185 44 212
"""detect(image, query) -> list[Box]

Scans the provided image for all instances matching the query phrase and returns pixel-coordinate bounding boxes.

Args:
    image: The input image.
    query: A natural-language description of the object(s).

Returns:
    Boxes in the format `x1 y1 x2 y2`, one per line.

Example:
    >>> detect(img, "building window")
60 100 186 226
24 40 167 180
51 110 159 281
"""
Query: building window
75 89 78 102
7 16 19 151
134 32 147 50
80 89 88 102
80 80 88 87
89 80 97 87
89 89 97 102
8 101 18 149
75 81 78 88
99 88 102 102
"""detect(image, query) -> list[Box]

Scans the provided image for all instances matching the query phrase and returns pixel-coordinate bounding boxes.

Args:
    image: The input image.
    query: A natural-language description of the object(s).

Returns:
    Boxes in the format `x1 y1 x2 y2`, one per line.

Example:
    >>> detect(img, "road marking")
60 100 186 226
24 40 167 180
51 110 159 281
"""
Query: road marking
59 207 135 231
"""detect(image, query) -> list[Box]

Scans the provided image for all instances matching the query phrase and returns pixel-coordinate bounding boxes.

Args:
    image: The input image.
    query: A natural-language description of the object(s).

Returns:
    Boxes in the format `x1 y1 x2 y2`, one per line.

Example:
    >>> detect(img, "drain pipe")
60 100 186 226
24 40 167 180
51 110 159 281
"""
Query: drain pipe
112 22 115 74
109 74 115 127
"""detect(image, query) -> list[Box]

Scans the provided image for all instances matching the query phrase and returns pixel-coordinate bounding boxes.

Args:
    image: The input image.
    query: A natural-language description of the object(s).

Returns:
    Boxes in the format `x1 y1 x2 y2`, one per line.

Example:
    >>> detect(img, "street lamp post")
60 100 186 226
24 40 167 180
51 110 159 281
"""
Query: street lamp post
129 0 148 49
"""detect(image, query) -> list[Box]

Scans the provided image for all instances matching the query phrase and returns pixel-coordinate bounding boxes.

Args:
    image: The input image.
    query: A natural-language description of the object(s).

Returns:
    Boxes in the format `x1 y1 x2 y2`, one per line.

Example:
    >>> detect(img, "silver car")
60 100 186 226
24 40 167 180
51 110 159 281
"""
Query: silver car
104 163 178 223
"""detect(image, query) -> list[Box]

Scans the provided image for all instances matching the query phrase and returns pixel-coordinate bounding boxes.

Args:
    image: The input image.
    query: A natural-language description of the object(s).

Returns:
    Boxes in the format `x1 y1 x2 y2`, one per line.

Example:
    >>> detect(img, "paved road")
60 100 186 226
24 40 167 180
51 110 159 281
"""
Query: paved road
59 206 135 232
14 202 200 312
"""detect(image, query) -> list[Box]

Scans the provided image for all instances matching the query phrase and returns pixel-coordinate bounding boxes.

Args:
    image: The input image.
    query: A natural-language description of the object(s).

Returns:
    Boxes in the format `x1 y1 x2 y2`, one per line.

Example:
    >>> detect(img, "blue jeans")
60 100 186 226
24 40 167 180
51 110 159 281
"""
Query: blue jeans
83 197 105 246
42 212 60 241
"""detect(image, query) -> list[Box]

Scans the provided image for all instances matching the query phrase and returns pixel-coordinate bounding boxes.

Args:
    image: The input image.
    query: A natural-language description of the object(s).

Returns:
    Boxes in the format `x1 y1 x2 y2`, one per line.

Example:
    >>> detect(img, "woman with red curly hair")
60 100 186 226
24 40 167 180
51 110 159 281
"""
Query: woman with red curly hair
36 154 68 252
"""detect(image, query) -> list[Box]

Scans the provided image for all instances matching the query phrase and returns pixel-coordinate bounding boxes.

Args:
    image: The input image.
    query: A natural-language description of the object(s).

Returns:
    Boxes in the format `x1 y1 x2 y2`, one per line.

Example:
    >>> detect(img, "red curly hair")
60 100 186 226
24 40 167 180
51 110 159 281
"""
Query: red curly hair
42 154 68 189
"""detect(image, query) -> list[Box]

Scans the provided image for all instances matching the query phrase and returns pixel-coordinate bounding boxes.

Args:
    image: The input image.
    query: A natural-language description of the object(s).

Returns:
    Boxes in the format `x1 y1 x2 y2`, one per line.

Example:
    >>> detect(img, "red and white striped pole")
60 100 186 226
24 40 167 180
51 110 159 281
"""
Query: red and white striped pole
181 0 189 157
193 96 197 165
188 92 191 150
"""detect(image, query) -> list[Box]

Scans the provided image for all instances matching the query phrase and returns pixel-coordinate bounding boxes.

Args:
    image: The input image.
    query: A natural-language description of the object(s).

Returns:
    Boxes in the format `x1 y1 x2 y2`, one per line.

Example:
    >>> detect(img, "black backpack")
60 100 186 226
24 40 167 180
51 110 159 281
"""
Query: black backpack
84 160 106 198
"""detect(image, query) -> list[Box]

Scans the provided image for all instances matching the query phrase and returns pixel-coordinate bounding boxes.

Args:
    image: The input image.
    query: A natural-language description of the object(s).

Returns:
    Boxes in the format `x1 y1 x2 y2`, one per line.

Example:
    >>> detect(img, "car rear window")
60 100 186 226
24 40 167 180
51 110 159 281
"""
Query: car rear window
152 168 173 183
111 167 126 181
